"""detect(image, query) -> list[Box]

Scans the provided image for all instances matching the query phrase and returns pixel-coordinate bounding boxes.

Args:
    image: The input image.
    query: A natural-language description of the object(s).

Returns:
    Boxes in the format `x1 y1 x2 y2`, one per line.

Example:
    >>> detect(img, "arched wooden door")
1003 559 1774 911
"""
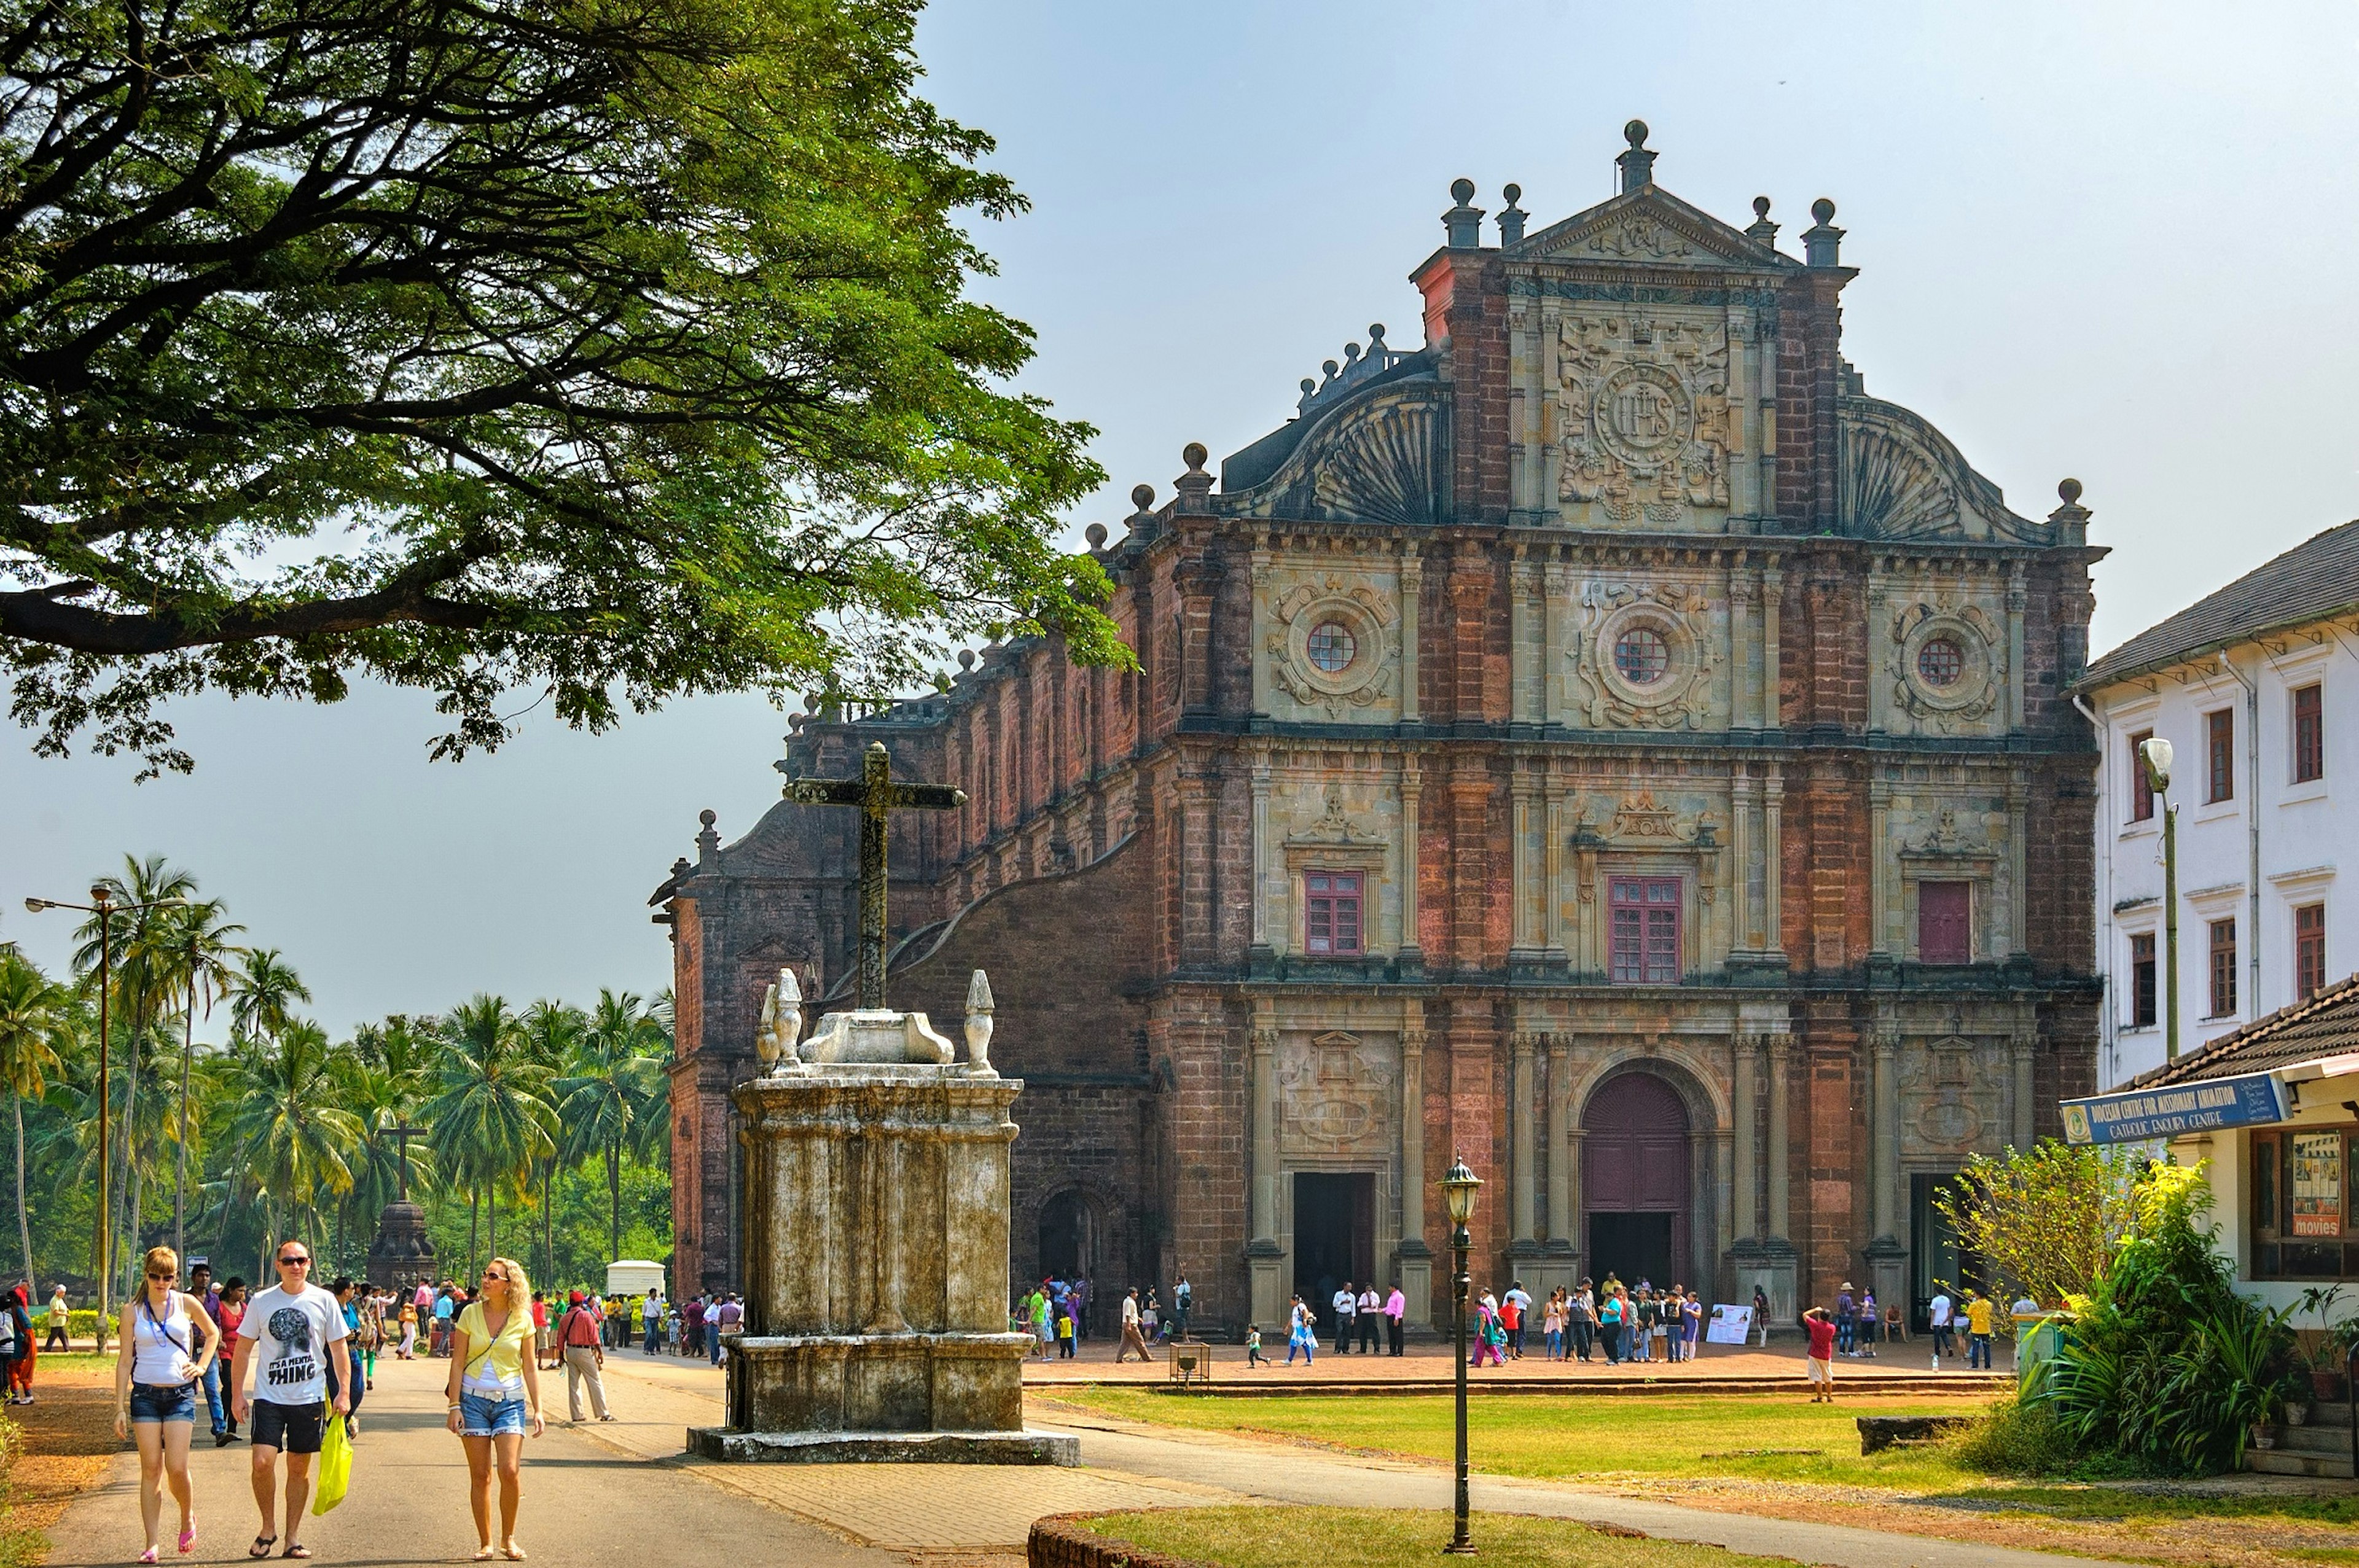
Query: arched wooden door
1582 1073 1692 1290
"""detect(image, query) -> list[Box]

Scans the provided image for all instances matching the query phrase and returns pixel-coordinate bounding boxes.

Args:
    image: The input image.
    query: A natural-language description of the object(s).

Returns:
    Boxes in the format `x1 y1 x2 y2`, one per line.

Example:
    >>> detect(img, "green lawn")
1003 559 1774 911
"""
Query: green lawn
1057 1387 1993 1489
1079 1505 1802 1568
1050 1389 2359 1534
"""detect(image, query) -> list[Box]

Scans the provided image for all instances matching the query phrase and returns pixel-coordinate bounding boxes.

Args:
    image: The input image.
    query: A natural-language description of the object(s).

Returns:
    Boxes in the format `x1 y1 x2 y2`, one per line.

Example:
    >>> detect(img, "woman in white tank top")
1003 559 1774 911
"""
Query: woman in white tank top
113 1244 221 1562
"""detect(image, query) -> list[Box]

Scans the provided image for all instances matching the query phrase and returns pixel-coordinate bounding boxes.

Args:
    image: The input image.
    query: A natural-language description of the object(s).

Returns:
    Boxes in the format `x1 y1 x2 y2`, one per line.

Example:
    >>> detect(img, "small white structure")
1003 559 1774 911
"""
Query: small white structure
605 1260 666 1300
2073 521 2359 1088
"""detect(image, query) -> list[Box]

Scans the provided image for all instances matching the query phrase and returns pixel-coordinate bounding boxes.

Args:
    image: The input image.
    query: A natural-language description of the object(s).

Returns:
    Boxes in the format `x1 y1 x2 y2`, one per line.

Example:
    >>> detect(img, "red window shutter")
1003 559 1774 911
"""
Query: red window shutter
2207 709 2234 803
2128 730 2154 822
1917 881 1971 965
2294 685 2323 784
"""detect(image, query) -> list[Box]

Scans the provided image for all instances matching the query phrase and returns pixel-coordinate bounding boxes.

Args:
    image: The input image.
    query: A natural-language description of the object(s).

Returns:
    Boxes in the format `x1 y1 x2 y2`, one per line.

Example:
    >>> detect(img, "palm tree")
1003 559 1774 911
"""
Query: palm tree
518 1001 584 1284
225 950 311 1045
155 899 244 1260
424 996 554 1278
0 950 66 1293
557 990 670 1264
227 1021 362 1276
76 856 201 1292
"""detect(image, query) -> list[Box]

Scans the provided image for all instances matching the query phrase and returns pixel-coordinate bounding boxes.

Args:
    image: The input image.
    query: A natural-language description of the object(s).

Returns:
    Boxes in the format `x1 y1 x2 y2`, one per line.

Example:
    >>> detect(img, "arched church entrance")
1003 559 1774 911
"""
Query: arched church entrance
1036 1189 1103 1328
1582 1072 1692 1290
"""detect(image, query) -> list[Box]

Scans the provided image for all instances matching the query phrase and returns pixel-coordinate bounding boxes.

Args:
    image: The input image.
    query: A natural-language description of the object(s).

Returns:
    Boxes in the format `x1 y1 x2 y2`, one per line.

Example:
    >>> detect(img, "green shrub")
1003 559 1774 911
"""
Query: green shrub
2038 1163 2299 1476
65 1311 117 1340
1953 1396 2085 1476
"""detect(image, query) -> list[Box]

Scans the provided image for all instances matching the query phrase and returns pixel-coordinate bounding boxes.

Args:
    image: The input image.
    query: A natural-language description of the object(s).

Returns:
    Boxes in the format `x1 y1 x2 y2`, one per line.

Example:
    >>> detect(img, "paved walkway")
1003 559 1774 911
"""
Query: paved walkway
42 1354 899 1568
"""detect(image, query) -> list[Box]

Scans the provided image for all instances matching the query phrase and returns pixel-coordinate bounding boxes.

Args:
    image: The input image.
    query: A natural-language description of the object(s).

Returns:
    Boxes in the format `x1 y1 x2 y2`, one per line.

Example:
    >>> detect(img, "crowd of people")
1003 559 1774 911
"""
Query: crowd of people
96 1242 720 1564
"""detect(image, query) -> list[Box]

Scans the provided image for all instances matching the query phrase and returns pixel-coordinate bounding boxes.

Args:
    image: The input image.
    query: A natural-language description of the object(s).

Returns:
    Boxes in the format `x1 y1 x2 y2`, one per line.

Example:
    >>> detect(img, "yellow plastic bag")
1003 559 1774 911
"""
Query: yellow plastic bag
311 1411 351 1515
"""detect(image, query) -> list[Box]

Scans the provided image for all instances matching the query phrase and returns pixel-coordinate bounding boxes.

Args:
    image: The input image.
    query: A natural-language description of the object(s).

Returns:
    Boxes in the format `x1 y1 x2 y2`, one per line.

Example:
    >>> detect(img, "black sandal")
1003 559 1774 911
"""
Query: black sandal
248 1538 276 1559
283 1546 311 1559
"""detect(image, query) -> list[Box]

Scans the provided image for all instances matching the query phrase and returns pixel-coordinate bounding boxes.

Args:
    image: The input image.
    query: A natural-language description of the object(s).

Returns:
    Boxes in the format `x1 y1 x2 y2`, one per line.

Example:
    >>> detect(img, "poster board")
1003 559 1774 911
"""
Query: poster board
2291 1130 2345 1237
1705 1303 1753 1344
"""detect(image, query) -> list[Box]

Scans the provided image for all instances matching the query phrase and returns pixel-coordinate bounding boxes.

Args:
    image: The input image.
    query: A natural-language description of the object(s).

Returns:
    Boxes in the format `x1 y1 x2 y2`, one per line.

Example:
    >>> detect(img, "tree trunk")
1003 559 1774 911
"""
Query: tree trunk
488 1186 497 1263
606 1141 621 1263
541 1158 553 1286
15 1098 33 1298
468 1191 479 1281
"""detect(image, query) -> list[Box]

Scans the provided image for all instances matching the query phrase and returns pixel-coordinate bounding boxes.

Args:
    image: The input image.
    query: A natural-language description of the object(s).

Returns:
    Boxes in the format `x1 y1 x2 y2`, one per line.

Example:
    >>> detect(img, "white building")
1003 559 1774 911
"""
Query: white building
2074 521 2359 1088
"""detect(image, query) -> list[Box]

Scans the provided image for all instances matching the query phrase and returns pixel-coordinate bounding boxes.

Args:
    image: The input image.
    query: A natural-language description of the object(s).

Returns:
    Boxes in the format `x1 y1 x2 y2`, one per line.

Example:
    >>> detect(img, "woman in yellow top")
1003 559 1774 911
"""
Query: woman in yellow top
444 1258 545 1561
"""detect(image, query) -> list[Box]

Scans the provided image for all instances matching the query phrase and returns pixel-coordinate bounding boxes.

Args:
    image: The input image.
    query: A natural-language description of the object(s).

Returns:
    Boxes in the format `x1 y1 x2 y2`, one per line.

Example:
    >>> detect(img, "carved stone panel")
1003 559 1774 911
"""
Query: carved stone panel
1888 599 2002 735
1555 313 1733 529
1262 572 1401 722
1898 1036 2002 1160
1565 578 1725 730
1277 1031 1399 1158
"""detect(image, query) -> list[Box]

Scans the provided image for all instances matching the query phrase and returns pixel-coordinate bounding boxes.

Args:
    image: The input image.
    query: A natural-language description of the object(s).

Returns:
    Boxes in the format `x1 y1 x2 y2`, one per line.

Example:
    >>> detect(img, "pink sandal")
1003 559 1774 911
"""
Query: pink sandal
139 1550 160 1564
178 1523 195 1555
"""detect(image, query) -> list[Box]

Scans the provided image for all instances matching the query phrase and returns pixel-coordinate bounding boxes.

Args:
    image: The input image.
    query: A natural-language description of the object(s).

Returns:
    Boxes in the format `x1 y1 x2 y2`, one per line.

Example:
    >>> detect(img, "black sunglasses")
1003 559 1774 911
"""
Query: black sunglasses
277 1255 310 1266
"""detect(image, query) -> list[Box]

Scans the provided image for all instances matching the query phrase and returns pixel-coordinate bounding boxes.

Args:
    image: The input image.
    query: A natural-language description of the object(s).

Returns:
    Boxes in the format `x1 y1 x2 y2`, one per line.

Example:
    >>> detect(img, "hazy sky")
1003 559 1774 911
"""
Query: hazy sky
7 0 2357 1034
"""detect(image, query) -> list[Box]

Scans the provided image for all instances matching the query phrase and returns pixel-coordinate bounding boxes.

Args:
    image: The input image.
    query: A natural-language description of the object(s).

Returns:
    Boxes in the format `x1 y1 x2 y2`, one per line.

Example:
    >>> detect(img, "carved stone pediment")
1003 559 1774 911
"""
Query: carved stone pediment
1512 189 1790 272
1277 1030 1396 1155
1223 382 1450 526
1841 397 2048 544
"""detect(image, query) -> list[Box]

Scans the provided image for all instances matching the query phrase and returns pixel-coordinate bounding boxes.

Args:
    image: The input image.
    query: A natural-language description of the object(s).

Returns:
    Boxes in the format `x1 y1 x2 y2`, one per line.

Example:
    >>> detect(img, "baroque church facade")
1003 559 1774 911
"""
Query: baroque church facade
655 125 2103 1333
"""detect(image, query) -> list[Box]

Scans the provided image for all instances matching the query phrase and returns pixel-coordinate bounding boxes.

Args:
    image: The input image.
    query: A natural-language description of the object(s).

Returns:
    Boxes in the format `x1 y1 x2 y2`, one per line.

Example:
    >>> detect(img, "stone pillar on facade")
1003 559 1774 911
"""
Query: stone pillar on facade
1543 768 1568 963
2007 767 2030 961
1510 769 1543 962
1398 757 1423 970
1246 1002 1285 1328
1395 1000 1433 1326
2006 561 2028 733
1864 1021 1907 1317
1506 1028 1543 1284
1248 547 1272 717
1731 1032 1759 1241
1753 1029 1798 1324
1868 778 1893 960
1537 1033 1578 1295
1509 547 1535 725
1542 559 1567 727
1248 749 1272 963
1760 564 1783 730
1764 766 1786 961
1398 550 1422 723
2011 1010 2038 1152
1729 569 1755 731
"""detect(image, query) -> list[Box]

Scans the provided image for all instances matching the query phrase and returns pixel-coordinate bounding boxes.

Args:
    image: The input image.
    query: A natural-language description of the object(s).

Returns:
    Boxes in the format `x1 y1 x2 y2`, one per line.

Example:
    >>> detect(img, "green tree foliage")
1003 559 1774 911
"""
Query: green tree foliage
0 0 1125 778
1932 1139 2147 1309
10 862 674 1298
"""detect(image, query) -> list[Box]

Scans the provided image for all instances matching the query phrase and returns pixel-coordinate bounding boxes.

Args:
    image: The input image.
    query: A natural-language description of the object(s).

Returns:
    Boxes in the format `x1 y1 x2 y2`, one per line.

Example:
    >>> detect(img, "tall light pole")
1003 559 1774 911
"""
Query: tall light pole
2138 738 2180 1061
175 932 203 1266
24 889 182 1340
1442 1155 1482 1555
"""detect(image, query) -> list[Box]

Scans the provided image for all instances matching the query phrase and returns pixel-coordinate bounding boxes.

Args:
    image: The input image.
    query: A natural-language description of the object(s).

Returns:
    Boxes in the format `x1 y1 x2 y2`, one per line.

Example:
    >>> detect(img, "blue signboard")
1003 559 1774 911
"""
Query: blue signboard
2060 1072 2287 1146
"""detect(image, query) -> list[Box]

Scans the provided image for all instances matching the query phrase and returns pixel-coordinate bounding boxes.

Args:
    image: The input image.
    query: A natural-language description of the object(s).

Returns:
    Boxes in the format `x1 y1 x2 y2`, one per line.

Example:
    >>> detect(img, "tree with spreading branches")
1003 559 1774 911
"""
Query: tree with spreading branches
0 0 1125 776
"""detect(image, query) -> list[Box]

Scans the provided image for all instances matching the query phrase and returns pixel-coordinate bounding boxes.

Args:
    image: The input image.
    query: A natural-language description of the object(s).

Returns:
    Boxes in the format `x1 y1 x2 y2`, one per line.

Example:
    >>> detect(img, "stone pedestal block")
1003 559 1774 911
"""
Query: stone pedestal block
365 1200 434 1291
1731 1238 1797 1338
690 1003 1076 1466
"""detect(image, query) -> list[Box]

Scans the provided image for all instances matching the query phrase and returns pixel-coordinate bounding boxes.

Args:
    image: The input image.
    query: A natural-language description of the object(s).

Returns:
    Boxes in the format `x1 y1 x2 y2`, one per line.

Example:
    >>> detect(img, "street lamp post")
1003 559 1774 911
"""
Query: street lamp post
1442 1155 1482 1555
2138 738 2180 1061
23 889 182 1341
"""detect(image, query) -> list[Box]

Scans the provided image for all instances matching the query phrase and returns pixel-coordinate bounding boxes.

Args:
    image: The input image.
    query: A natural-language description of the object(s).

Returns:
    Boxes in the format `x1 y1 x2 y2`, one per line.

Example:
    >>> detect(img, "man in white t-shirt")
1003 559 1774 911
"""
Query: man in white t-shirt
229 1240 350 1559
1331 1284 1357 1355
1927 1290 1954 1363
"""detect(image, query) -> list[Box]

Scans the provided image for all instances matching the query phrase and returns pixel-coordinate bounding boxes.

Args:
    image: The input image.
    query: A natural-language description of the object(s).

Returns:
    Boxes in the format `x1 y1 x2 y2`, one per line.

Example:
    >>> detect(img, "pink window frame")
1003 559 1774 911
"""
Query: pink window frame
1304 870 1364 956
1606 876 1681 984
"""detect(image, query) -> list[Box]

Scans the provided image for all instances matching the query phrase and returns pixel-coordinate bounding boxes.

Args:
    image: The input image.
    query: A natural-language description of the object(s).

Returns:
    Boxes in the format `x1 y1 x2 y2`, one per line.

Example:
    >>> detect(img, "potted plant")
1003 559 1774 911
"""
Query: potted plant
2295 1286 2355 1402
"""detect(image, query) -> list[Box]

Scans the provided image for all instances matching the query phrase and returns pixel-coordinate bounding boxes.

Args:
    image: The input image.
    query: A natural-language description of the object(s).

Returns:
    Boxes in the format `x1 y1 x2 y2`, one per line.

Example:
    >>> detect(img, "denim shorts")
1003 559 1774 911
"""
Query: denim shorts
458 1390 528 1437
128 1381 198 1424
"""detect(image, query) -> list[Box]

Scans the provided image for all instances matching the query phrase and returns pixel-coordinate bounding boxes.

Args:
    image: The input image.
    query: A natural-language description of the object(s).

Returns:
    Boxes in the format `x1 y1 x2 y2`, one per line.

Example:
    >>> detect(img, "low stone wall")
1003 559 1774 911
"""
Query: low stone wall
1027 1511 1215 1568
1856 1414 1976 1454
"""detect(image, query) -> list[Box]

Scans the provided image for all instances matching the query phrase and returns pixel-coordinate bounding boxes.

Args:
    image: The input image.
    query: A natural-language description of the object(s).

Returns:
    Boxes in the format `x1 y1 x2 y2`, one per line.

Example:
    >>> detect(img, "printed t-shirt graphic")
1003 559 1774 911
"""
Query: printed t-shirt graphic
240 1283 349 1404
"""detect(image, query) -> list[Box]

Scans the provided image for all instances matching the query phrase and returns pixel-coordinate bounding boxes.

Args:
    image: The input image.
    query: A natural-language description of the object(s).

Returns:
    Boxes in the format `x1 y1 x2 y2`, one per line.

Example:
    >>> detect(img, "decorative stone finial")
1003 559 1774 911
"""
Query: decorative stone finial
963 968 996 1076
1129 482 1156 514
1498 183 1527 246
957 649 975 671
755 967 804 1075
695 808 720 863
1617 120 1657 193
1084 521 1107 549
1174 443 1212 513
1746 195 1778 247
1442 177 1484 248
2048 477 2092 546
1803 197 1844 268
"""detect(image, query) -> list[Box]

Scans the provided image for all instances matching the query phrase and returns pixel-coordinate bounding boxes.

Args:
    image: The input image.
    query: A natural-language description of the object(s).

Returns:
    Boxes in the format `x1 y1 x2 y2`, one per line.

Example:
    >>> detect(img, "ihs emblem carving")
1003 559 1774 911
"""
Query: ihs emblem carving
1556 316 1732 523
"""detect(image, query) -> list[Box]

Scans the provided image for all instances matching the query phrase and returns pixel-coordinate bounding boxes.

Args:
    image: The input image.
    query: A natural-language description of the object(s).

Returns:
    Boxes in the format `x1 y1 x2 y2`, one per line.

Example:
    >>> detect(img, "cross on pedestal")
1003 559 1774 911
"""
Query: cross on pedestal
777 741 966 1011
382 1125 428 1201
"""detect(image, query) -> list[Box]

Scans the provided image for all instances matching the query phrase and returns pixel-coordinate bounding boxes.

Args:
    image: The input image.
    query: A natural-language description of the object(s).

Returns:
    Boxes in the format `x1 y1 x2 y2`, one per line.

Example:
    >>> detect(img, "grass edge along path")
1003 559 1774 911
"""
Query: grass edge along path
1072 1505 1814 1568
0 1357 120 1568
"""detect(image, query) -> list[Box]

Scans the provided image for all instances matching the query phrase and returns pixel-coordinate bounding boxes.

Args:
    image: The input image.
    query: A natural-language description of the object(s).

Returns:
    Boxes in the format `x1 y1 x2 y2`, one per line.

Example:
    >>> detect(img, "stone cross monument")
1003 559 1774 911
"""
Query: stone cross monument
687 742 1073 1464
364 1123 435 1290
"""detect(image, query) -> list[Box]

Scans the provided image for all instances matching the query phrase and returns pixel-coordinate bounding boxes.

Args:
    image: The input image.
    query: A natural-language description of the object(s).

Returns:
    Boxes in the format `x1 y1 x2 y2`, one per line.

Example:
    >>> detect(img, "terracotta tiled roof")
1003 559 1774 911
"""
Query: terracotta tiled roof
2075 520 2359 692
2122 970 2359 1088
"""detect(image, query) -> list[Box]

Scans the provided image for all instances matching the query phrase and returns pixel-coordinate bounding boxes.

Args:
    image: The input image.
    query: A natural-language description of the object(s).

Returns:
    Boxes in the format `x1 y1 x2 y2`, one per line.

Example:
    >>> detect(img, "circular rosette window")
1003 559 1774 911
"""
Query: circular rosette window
1896 614 1995 714
1283 601 1387 702
1594 602 1704 712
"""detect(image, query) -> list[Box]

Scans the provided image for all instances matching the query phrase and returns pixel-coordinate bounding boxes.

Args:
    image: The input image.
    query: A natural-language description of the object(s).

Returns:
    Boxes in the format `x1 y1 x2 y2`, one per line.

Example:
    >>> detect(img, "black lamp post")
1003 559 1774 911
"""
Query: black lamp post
2138 737 2179 1061
1442 1155 1482 1554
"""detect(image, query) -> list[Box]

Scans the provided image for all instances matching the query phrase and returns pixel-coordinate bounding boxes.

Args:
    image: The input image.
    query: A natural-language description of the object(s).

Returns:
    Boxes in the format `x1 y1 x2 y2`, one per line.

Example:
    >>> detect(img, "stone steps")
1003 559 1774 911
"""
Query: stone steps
2246 1405 2357 1478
